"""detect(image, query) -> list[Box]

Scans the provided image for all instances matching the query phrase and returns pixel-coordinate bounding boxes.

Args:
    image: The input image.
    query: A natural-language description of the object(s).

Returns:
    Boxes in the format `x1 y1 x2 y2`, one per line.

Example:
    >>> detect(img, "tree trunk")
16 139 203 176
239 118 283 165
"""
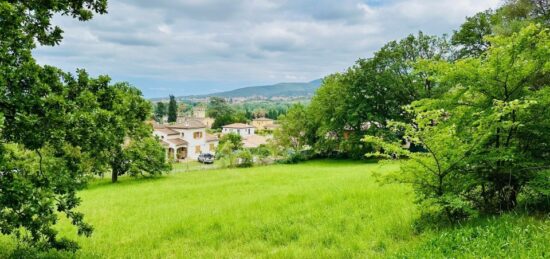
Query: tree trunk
112 170 118 183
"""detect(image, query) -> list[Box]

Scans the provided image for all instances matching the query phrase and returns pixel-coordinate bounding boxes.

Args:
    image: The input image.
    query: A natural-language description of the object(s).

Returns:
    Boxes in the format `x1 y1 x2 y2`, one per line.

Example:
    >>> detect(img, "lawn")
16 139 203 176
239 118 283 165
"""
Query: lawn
1 160 548 258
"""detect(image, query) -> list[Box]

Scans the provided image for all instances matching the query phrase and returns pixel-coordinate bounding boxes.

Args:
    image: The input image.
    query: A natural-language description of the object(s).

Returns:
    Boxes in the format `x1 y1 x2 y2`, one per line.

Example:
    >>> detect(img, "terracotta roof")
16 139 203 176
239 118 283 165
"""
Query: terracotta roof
222 123 254 129
161 140 170 147
154 127 180 135
206 134 219 142
166 138 188 146
242 134 268 148
167 119 206 129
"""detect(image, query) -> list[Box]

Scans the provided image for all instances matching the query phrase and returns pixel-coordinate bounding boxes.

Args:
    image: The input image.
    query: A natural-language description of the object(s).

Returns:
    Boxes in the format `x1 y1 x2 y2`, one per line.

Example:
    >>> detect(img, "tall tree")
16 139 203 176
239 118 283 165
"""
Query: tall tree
167 95 178 123
0 0 108 251
366 24 550 220
305 32 451 158
155 102 166 122
0 0 170 252
207 97 235 129
452 10 494 59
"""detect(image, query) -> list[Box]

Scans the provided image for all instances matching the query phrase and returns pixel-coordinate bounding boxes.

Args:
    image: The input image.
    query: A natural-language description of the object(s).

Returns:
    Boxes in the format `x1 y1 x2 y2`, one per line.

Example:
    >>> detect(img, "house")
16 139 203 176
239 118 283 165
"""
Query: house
222 123 255 137
153 119 218 161
264 123 280 131
251 117 274 130
175 106 215 129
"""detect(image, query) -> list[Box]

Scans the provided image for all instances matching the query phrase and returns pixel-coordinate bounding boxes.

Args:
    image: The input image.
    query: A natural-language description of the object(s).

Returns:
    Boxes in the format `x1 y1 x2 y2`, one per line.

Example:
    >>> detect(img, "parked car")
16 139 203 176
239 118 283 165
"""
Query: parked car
198 153 215 164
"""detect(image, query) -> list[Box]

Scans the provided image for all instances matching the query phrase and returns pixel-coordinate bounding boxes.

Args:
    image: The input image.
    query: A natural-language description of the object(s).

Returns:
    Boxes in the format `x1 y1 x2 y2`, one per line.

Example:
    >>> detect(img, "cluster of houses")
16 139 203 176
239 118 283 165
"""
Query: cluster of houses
153 106 279 161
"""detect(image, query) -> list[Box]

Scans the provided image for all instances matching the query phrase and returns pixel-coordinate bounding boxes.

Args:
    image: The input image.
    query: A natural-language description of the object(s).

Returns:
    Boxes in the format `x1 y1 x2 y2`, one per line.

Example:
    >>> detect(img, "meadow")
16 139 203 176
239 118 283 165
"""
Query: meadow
1 160 548 258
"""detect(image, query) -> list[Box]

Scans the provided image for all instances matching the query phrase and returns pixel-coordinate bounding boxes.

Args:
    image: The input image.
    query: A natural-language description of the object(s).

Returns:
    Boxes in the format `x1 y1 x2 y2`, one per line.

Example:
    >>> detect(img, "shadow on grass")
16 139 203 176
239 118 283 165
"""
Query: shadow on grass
85 175 170 191
396 212 550 258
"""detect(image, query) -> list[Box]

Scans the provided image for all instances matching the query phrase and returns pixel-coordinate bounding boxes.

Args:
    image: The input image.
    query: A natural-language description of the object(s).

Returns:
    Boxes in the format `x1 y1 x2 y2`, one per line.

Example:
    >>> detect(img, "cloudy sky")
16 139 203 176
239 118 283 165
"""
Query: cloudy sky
33 0 501 98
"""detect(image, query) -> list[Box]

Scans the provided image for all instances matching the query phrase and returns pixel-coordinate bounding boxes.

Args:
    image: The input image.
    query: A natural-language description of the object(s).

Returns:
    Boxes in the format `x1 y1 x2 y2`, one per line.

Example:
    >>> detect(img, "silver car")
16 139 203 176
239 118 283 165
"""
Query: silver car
198 153 215 164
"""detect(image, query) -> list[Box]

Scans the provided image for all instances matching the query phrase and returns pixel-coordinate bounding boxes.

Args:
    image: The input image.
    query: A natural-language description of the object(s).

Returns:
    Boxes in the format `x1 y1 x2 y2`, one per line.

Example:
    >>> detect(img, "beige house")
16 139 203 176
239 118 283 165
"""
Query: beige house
175 106 215 129
222 123 270 148
251 117 273 130
154 119 218 161
252 117 280 131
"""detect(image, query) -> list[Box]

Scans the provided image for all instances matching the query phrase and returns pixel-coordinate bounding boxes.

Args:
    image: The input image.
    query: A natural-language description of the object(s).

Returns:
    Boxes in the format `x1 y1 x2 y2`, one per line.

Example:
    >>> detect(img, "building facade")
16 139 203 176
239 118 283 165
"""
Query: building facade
222 123 255 137
251 117 274 130
153 119 218 161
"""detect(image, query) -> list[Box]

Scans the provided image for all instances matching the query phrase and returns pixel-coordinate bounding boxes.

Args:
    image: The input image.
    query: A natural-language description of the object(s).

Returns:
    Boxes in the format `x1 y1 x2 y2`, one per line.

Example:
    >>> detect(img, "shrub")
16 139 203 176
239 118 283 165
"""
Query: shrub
235 149 253 168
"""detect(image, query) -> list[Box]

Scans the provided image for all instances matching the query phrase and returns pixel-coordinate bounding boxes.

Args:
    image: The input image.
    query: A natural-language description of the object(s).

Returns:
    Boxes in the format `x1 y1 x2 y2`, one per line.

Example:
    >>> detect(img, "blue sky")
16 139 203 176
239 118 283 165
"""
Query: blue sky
33 0 501 98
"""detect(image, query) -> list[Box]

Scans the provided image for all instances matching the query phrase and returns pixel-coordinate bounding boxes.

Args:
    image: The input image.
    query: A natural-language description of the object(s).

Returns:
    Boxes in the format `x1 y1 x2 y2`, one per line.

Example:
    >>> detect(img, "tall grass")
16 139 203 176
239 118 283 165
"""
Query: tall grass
0 160 547 258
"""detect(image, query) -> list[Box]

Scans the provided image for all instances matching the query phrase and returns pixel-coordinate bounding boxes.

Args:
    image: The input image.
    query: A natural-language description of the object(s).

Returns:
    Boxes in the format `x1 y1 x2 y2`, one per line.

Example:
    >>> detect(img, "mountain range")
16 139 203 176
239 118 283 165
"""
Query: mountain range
173 79 323 100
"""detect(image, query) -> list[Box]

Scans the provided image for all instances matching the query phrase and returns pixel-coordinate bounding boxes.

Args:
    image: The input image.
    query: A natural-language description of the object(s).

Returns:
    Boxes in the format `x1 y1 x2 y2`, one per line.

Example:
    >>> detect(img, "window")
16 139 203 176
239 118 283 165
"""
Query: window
193 132 203 139
181 132 184 137
195 145 201 154
209 143 215 151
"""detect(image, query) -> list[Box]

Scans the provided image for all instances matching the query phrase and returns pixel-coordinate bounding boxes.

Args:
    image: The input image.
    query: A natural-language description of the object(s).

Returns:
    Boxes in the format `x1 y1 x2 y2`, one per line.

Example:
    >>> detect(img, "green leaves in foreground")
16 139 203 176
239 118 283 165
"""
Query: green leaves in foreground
365 24 550 222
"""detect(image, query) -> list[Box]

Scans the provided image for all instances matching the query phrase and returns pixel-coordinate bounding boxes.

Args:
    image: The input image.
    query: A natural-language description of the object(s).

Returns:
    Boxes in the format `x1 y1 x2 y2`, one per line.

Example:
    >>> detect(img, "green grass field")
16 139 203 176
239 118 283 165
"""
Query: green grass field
1 160 548 258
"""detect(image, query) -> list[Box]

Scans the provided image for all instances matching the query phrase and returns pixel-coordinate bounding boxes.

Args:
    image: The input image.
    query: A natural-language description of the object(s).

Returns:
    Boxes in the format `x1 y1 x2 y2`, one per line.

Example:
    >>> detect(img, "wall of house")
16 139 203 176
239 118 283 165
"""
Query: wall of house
176 128 216 159
252 120 272 129
222 127 255 137
154 128 217 160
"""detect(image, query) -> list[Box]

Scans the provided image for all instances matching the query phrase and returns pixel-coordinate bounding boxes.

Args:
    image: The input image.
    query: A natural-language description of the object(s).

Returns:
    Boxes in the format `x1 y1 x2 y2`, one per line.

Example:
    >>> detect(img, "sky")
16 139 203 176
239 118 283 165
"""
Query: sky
33 0 501 98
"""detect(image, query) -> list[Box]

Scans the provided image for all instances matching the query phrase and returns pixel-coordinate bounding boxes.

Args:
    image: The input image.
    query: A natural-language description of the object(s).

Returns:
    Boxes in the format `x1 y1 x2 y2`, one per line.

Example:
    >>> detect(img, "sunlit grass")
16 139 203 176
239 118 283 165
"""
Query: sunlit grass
1 160 548 258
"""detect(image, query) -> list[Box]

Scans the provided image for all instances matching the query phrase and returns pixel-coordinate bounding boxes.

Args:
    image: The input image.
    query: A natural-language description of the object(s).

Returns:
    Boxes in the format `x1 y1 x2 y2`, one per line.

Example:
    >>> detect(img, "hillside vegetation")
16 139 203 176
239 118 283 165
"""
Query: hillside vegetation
184 79 323 99
1 161 547 258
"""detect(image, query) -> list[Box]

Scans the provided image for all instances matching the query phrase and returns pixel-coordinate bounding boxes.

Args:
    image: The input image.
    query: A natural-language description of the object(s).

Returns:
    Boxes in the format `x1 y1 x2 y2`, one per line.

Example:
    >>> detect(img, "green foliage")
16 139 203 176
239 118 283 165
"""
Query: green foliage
218 133 243 151
274 104 316 152
0 0 170 252
275 32 451 159
154 102 166 122
235 149 254 168
452 10 494 58
215 133 243 167
278 149 308 164
207 97 239 129
0 0 110 248
366 24 550 221
167 95 178 123
123 138 172 178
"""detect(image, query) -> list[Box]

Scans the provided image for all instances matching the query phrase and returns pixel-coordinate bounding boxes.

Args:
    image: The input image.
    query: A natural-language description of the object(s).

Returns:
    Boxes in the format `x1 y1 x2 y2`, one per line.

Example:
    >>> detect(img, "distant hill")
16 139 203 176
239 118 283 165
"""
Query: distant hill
184 79 323 99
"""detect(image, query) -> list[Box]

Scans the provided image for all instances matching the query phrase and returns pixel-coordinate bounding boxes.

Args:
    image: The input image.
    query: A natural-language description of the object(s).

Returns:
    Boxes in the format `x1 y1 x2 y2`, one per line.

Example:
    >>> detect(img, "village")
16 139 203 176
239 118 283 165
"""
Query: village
2 0 548 258
152 105 280 162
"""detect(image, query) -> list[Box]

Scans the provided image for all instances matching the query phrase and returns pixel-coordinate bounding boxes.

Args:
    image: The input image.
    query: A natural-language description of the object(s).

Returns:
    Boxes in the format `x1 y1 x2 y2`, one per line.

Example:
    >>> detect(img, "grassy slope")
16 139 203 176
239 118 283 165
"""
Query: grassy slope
1 160 548 258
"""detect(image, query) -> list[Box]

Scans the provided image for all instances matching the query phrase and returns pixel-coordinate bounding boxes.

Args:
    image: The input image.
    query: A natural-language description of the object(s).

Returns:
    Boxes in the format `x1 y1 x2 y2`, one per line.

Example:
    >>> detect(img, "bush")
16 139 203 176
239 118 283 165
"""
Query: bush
278 149 307 164
235 149 253 168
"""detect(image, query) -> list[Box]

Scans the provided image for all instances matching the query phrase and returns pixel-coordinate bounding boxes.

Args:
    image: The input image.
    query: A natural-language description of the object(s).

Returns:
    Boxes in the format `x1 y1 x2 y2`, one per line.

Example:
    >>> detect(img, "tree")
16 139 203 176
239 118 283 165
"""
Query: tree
207 97 236 129
302 32 451 158
0 0 170 252
112 137 172 180
0 0 108 251
274 104 317 152
168 95 178 123
216 133 243 167
365 24 550 221
155 102 166 122
218 133 243 151
452 10 494 58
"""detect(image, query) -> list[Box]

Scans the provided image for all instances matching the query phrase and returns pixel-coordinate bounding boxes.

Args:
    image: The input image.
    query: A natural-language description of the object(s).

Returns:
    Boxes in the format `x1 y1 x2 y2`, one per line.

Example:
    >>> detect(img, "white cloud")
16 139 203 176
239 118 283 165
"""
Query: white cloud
33 0 502 97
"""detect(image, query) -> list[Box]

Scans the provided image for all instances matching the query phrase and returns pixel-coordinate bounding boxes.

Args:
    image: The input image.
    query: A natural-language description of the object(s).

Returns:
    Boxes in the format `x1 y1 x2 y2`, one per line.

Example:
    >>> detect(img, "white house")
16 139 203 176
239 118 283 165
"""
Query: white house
222 123 255 137
153 119 218 161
